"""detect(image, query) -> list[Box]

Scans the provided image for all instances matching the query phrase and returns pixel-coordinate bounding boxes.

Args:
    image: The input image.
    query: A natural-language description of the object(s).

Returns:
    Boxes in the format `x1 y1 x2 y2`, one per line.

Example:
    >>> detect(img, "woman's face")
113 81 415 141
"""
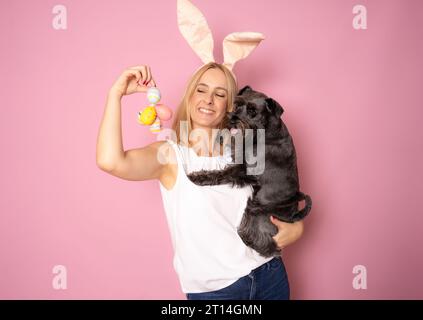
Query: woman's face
189 68 228 131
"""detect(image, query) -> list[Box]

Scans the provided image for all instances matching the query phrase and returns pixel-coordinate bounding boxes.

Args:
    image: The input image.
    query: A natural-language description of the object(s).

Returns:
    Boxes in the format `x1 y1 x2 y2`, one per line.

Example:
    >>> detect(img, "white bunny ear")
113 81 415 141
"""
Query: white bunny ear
177 0 215 64
222 32 265 72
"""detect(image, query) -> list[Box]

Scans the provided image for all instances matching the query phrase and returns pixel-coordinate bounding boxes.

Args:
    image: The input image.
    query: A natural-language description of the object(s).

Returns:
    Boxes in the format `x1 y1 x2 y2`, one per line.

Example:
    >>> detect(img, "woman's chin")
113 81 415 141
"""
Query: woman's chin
192 117 219 129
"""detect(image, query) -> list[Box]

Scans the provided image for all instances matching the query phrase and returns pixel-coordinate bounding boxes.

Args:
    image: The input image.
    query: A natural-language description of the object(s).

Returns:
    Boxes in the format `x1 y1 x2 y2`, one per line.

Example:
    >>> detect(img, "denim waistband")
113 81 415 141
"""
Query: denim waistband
252 257 280 273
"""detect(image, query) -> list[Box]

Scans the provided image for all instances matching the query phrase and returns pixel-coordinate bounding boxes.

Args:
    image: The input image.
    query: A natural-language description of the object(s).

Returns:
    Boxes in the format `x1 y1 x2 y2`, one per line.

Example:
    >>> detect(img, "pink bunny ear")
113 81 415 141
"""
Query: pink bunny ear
176 0 265 82
222 32 266 72
177 0 215 64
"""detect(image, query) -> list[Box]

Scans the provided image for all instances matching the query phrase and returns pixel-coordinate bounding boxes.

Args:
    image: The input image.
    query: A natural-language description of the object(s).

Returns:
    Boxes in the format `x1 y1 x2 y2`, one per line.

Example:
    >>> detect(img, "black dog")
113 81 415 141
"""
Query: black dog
187 86 312 257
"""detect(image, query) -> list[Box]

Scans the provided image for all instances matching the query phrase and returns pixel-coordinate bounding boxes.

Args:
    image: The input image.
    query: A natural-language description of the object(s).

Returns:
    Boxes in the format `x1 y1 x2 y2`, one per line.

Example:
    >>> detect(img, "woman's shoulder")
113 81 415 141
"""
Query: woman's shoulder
152 139 177 161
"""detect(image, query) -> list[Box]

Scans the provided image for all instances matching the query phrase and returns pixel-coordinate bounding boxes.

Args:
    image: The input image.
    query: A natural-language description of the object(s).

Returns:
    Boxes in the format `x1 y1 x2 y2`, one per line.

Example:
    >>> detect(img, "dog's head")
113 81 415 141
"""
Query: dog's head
225 86 284 135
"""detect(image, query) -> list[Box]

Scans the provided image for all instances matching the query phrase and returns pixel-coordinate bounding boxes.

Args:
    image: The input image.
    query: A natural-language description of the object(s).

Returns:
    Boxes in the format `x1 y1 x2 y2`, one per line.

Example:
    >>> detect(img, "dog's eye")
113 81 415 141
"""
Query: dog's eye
234 104 243 113
247 107 257 117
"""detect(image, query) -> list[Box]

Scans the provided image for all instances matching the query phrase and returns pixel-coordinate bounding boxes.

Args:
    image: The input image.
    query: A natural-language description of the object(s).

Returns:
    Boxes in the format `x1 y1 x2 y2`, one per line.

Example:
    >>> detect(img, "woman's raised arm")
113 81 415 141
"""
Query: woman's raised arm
96 65 170 181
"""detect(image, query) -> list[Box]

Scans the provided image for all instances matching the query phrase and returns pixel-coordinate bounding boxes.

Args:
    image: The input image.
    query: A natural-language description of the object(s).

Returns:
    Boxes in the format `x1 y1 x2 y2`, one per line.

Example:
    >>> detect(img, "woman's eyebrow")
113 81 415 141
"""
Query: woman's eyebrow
198 83 228 92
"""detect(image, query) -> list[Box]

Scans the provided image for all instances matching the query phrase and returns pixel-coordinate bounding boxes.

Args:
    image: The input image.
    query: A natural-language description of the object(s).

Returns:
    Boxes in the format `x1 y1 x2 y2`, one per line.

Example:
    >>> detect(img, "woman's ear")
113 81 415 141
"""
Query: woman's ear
238 85 253 95
265 98 284 118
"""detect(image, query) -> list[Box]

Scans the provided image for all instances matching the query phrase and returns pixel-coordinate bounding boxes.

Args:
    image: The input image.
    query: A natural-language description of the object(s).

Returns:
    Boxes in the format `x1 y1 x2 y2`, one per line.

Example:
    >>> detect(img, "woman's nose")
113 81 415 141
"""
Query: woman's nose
204 93 213 104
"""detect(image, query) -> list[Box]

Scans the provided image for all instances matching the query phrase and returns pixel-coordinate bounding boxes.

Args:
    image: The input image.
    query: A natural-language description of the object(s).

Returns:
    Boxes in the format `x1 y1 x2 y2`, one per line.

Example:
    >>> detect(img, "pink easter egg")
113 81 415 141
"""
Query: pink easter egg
155 104 173 121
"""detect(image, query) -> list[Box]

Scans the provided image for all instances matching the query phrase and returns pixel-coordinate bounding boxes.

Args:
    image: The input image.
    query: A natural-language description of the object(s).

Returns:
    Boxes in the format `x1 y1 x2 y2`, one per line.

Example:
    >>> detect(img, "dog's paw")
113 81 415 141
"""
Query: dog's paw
234 175 259 188
187 172 211 186
245 198 263 215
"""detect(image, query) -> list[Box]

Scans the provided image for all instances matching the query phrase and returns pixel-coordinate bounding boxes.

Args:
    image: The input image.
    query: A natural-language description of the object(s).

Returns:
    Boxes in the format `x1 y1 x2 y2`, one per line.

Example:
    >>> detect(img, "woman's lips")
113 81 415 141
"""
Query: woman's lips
198 107 215 116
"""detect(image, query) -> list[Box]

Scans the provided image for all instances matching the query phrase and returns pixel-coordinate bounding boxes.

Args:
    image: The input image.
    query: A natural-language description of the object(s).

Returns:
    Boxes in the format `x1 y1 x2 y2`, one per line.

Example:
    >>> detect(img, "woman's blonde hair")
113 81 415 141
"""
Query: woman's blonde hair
171 62 238 146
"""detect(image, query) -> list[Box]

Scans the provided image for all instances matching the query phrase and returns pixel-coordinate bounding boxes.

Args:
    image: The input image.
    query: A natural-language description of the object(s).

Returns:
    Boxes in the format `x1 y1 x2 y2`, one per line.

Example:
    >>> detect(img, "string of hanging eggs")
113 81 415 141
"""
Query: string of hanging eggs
137 87 173 133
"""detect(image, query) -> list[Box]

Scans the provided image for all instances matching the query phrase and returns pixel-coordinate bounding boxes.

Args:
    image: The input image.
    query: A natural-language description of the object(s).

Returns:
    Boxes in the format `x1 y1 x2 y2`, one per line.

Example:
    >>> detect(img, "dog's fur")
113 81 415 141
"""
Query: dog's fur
187 86 312 257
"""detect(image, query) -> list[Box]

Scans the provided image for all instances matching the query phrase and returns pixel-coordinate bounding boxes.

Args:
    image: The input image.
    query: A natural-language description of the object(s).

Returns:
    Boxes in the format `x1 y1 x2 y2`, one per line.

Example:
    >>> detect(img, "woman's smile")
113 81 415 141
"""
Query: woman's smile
197 106 216 116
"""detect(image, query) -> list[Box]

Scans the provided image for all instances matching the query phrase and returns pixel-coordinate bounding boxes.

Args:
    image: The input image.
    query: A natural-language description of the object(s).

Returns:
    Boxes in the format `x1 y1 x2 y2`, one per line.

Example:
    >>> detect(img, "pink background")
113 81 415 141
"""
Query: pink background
0 0 422 299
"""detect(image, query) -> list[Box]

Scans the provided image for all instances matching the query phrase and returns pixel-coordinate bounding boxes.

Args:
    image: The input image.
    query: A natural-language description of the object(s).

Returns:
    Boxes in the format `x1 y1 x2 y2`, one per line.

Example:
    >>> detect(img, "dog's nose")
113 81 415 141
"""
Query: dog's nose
229 116 238 124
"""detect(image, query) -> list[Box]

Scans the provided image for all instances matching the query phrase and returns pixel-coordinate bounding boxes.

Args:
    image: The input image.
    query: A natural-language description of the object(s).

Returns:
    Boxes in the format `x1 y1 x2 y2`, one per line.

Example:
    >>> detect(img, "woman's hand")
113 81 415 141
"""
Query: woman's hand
270 216 304 250
110 65 157 97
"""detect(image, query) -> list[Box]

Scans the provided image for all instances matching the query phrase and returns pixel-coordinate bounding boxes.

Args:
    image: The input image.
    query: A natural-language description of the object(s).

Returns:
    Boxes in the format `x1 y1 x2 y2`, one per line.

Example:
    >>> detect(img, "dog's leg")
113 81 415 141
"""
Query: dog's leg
245 196 264 215
238 210 280 257
187 165 258 188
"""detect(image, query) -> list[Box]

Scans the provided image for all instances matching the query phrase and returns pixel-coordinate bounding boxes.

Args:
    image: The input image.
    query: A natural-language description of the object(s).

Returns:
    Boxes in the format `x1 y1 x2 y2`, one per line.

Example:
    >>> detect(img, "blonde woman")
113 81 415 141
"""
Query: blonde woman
96 63 304 300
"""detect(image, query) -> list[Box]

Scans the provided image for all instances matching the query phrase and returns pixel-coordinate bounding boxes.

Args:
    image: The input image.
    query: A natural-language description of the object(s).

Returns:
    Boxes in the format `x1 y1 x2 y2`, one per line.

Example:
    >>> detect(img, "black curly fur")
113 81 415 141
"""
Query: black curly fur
187 86 312 257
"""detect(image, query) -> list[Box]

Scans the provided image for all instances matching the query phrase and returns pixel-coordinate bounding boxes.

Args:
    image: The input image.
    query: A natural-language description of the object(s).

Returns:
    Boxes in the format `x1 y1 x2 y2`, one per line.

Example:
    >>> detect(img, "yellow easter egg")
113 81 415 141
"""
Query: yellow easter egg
138 106 157 125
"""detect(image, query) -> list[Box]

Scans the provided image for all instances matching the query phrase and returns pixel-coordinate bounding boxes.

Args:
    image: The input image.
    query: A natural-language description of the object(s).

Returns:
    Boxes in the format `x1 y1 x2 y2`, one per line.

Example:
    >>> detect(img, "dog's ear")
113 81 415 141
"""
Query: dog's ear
265 98 284 118
238 85 253 95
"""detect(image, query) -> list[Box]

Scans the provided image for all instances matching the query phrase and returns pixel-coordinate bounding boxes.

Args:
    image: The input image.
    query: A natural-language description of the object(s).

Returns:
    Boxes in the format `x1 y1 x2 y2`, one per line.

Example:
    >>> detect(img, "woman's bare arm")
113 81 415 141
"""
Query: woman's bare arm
96 65 169 181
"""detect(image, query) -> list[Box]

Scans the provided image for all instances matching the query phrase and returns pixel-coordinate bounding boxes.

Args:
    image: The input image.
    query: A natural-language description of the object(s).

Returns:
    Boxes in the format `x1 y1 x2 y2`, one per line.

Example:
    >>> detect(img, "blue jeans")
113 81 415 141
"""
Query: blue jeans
185 257 290 300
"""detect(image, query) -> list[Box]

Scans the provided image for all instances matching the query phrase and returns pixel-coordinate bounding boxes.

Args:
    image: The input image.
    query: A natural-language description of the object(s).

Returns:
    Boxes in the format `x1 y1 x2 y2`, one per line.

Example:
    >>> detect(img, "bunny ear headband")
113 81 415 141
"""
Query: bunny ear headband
177 0 265 82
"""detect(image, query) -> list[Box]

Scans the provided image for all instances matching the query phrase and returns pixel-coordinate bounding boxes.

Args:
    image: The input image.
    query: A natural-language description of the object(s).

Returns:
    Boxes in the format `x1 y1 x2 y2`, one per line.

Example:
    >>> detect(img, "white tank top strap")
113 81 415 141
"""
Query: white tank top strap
165 138 183 163
165 139 190 187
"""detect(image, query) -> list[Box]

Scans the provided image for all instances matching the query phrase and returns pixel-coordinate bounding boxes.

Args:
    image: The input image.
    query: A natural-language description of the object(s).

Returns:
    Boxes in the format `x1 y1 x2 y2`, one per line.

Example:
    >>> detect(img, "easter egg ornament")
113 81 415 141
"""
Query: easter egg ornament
137 87 173 133
138 105 157 125
147 87 161 104
155 104 173 121
149 118 162 133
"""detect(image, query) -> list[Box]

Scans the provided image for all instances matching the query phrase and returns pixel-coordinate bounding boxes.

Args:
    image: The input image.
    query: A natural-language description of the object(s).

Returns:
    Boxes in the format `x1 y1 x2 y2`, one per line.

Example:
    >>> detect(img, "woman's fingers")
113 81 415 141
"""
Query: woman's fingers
125 69 141 82
128 65 155 86
149 77 157 87
111 66 155 96
128 65 148 84
145 67 151 85
135 82 148 92
144 66 155 86
270 217 304 249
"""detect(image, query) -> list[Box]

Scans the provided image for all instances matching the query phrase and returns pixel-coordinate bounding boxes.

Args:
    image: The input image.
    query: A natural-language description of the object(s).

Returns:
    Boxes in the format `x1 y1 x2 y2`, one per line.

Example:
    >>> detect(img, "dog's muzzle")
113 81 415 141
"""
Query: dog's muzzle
227 115 240 135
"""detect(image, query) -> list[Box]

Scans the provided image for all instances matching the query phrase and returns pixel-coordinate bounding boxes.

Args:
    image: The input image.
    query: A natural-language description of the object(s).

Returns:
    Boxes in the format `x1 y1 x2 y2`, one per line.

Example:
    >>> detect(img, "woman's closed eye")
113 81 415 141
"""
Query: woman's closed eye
197 89 225 98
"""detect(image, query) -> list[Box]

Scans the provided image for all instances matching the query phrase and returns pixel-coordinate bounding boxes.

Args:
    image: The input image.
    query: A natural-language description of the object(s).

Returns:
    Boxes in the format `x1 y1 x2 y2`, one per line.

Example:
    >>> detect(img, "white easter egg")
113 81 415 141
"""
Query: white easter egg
147 87 161 104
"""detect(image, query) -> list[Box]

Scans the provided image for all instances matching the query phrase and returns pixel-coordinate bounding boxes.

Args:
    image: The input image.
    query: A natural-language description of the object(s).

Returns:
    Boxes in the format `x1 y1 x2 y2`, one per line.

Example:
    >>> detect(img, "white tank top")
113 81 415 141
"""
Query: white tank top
158 139 273 293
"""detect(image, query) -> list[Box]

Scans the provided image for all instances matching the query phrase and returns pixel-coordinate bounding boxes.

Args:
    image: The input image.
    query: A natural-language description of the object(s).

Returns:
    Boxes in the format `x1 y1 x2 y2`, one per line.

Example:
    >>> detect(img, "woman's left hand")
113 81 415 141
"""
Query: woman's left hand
270 216 304 250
